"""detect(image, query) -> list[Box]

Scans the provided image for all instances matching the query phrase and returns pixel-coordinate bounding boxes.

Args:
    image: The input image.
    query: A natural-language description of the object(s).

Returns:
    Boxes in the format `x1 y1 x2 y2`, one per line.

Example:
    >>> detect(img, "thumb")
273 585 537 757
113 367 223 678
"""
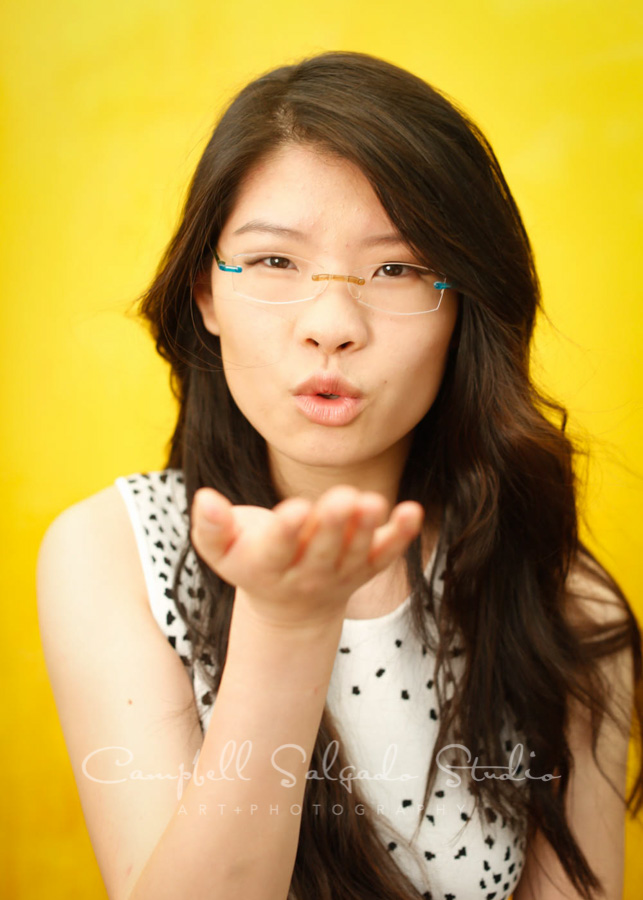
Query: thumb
191 488 237 560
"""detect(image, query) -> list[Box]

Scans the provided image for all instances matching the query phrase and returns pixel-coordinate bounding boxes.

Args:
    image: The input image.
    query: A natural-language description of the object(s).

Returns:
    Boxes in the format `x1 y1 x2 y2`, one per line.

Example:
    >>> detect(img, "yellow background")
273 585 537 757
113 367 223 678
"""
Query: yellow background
2 0 642 896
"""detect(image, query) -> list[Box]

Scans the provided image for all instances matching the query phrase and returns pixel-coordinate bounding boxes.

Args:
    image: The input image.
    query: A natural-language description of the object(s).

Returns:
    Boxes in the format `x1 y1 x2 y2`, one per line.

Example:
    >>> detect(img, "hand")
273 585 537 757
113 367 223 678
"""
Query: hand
189 484 424 629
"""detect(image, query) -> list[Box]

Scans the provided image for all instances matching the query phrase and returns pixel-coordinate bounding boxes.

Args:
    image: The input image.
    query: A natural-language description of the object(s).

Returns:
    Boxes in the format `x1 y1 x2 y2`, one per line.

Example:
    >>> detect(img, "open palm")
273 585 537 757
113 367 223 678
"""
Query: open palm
190 484 425 628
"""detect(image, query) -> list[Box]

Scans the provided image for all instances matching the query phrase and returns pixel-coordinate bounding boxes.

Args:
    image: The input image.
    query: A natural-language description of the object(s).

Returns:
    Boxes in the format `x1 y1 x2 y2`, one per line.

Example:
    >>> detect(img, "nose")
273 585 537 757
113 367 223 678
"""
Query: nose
293 276 369 354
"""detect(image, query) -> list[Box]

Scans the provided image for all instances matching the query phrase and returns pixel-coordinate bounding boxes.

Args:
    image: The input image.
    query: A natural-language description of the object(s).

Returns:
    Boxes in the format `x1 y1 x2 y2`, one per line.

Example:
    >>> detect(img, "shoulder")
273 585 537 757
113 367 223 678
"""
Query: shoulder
562 548 636 704
40 480 139 547
37 480 149 613
561 549 637 748
562 548 632 637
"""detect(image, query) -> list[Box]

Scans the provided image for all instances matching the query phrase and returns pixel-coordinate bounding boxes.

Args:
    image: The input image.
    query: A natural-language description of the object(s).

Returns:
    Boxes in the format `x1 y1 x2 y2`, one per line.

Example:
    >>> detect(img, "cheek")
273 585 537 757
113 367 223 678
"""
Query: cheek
395 327 452 382
217 304 276 360
386 292 458 362
382 329 453 419
216 305 287 398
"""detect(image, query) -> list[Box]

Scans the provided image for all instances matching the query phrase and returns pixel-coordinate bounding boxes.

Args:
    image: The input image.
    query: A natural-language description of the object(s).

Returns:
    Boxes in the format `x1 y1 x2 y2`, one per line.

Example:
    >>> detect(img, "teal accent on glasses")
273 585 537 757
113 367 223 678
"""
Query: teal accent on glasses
214 248 242 273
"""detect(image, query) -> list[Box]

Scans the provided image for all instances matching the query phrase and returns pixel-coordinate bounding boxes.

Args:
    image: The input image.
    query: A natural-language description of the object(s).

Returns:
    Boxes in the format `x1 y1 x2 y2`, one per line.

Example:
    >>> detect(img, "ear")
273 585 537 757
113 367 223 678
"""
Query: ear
193 268 220 336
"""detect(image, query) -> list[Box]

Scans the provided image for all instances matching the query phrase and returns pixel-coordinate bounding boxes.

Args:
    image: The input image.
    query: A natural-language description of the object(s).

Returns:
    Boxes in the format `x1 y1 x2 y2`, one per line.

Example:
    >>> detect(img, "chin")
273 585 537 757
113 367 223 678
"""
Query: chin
276 438 369 468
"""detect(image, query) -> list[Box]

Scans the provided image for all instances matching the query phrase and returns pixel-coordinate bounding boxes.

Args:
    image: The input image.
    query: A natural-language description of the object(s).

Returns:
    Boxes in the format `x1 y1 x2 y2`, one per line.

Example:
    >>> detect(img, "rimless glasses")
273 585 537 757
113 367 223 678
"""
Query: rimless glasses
214 249 454 316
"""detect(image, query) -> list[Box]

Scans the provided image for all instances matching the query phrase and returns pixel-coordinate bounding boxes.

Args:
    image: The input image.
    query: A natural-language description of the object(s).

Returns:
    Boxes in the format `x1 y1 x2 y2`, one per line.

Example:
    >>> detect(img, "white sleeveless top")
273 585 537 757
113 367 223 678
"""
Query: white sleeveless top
115 468 528 899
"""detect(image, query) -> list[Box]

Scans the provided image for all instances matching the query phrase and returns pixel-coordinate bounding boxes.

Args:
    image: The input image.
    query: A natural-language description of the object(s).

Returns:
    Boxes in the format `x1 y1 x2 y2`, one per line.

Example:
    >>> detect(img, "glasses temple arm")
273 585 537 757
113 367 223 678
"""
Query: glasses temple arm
214 248 242 273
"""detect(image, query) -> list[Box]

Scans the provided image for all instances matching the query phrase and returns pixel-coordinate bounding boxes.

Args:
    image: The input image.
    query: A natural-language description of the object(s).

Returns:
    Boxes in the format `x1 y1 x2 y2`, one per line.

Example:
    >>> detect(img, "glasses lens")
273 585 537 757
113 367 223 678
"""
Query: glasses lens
230 253 319 303
351 263 445 314
228 253 447 313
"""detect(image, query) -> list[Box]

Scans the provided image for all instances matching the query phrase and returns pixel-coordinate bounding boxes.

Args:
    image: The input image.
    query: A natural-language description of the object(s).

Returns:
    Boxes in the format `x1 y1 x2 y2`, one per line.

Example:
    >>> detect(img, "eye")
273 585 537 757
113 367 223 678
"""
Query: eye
247 255 295 269
374 263 421 278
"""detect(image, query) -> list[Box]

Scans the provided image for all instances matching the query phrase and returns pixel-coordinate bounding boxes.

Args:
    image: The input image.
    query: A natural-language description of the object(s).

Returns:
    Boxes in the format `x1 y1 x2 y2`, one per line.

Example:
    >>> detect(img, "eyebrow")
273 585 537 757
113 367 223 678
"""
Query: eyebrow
231 219 407 247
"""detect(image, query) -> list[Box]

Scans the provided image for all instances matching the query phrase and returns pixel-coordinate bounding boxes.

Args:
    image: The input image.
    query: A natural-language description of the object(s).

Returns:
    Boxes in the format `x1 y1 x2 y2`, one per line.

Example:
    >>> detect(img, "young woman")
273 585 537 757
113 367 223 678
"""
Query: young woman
37 50 643 900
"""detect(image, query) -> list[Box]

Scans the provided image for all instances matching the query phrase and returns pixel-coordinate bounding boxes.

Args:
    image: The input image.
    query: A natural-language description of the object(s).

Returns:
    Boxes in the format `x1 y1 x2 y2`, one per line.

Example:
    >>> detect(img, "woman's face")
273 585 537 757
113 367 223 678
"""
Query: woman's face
194 143 459 497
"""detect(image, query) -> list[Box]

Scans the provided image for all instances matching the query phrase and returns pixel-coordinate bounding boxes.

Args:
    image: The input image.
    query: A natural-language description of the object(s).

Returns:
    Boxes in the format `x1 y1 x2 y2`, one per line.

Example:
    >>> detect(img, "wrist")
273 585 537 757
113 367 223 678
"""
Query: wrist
221 589 345 692
231 586 348 639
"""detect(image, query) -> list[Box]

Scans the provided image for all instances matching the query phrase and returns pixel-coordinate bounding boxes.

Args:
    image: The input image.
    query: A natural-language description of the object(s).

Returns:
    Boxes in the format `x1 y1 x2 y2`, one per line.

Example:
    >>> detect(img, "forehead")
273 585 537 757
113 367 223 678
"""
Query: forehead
221 143 402 250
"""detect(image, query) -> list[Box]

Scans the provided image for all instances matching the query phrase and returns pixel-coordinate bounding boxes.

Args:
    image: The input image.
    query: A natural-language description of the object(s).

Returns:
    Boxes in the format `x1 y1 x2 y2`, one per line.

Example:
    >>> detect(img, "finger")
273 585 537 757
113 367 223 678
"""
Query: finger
191 488 237 559
335 494 389 573
293 486 361 570
268 497 314 569
368 502 425 569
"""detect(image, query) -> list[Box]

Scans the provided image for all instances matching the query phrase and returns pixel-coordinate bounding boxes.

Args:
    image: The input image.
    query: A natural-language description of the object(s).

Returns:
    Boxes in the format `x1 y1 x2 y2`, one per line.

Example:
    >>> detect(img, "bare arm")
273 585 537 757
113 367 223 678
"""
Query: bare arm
512 644 631 900
129 596 345 900
131 485 424 899
38 482 423 900
513 557 634 900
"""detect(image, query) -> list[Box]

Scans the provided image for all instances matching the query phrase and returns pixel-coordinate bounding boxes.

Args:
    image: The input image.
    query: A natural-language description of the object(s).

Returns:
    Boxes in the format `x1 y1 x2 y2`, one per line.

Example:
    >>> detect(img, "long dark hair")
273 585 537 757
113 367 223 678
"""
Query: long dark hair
133 50 643 899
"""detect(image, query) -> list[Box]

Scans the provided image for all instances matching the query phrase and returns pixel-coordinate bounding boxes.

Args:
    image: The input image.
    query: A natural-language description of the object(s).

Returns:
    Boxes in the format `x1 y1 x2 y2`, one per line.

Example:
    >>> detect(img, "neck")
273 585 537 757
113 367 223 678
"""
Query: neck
344 514 443 619
267 433 412 510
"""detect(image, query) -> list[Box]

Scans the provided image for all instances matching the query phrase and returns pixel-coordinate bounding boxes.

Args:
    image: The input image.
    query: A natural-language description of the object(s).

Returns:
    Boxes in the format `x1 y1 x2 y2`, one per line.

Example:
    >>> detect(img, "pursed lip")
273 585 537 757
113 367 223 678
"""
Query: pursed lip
292 371 363 398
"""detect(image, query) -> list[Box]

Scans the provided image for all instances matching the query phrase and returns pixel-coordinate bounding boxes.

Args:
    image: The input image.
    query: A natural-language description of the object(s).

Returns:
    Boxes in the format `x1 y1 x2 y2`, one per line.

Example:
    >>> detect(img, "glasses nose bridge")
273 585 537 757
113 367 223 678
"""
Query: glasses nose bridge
311 269 365 303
